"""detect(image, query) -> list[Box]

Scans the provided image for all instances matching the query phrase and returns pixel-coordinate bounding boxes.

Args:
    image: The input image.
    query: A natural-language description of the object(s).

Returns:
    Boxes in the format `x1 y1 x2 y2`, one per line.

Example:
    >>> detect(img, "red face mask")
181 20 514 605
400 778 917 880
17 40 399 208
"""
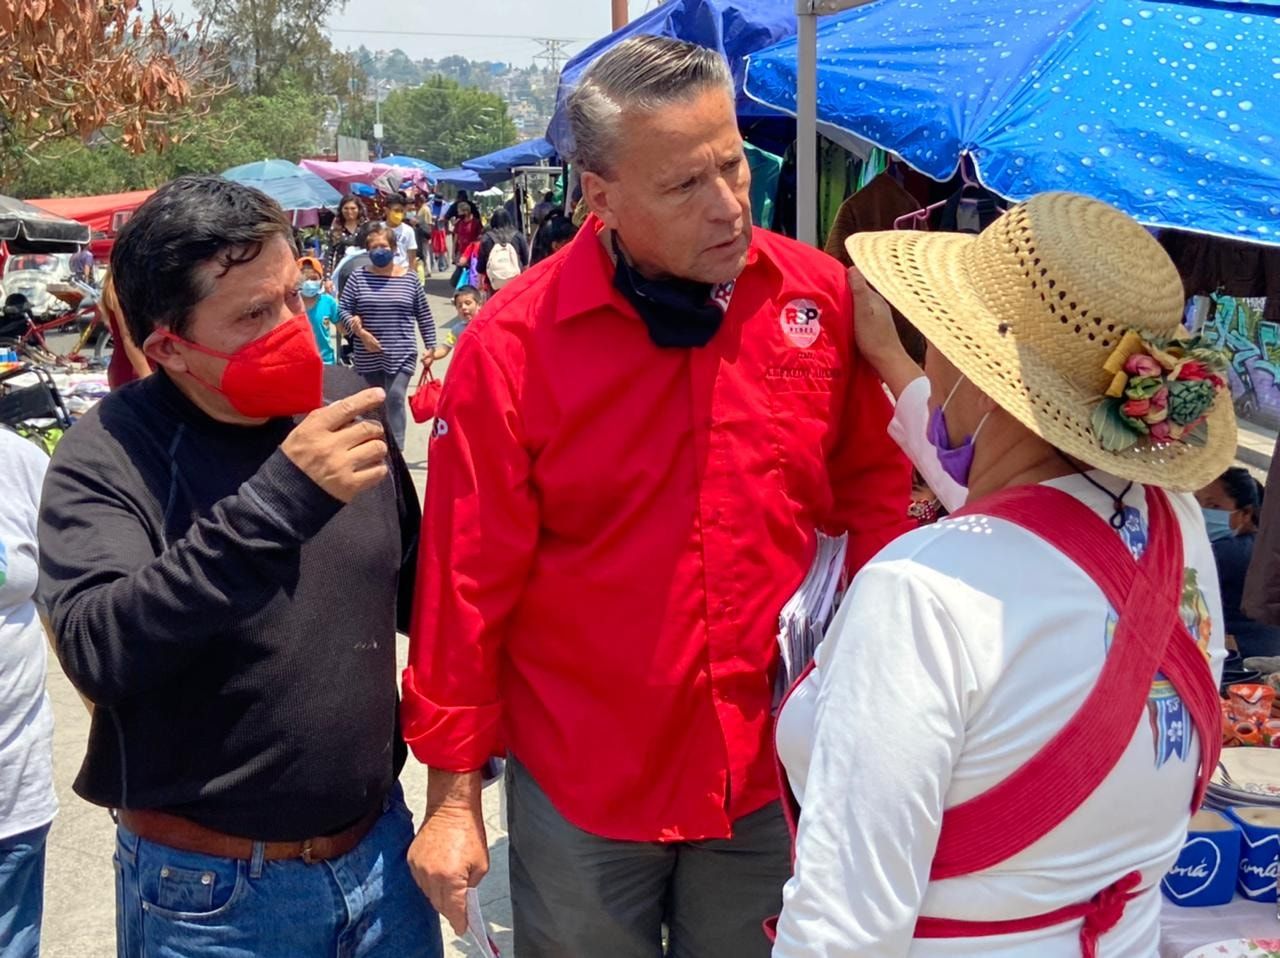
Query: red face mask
163 314 324 419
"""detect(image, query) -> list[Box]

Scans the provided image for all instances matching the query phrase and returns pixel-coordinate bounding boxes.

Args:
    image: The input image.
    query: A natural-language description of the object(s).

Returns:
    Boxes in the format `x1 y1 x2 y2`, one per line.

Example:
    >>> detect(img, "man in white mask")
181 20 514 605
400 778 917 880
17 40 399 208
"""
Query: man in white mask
848 267 967 512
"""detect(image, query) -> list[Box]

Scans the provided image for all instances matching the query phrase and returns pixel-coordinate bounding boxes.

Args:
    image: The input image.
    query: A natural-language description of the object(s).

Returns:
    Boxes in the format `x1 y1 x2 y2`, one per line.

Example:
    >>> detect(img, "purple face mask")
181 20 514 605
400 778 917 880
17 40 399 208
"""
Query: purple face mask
926 380 990 487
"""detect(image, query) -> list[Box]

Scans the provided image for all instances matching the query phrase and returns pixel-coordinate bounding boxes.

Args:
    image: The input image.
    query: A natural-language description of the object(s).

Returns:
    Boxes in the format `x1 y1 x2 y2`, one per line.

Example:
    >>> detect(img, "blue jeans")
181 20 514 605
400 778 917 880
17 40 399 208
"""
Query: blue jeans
114 788 442 958
0 823 50 958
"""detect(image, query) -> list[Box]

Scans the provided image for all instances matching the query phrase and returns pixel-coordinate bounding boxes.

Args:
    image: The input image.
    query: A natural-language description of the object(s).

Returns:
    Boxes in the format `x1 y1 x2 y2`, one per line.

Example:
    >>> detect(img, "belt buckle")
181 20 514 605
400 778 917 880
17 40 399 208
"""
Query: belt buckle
300 839 316 865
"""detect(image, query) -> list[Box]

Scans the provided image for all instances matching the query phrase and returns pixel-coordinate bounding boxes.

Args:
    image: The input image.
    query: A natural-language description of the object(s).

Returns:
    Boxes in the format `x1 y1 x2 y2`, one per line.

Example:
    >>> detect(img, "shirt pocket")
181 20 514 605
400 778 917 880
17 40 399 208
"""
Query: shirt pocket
765 358 842 511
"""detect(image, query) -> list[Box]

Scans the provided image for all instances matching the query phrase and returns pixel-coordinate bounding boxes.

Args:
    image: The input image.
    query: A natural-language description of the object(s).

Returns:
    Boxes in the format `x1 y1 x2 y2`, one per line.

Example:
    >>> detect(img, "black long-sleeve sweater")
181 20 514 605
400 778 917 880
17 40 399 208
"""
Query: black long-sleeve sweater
37 367 419 841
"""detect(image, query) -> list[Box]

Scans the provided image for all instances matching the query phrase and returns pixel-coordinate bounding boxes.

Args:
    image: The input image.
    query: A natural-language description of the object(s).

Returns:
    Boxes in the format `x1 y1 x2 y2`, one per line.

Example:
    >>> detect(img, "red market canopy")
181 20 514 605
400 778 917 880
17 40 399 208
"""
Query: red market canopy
30 190 154 236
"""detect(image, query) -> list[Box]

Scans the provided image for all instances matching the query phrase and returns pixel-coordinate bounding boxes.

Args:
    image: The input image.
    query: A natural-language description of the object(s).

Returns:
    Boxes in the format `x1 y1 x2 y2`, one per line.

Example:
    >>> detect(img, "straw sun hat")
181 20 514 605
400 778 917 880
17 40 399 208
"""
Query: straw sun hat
848 192 1237 492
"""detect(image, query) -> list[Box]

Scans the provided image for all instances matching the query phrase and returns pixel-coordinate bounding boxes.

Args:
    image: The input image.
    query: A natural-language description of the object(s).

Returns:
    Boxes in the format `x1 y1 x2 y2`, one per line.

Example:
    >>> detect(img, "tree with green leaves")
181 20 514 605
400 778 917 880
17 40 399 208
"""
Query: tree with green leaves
0 0 224 186
378 77 518 168
10 86 326 198
195 0 348 97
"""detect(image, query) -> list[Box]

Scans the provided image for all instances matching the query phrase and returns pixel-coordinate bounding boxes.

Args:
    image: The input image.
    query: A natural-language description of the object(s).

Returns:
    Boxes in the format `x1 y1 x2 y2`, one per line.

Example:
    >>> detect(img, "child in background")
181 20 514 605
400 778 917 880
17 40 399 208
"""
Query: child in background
385 193 419 275
440 285 481 352
298 257 340 365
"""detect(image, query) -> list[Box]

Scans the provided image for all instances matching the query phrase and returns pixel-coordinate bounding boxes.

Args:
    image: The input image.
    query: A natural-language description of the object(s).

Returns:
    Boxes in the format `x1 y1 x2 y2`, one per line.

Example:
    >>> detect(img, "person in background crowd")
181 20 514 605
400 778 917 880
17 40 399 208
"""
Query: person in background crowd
774 193 1231 957
530 190 557 230
411 195 433 280
439 285 481 353
405 37 910 958
429 195 451 274
443 189 471 225
1242 438 1280 636
450 200 482 287
37 175 442 958
529 211 579 266
0 430 56 958
477 209 529 294
384 193 419 276
1198 467 1280 659
327 194 367 278
69 245 95 286
299 256 340 365
340 223 445 450
100 272 153 391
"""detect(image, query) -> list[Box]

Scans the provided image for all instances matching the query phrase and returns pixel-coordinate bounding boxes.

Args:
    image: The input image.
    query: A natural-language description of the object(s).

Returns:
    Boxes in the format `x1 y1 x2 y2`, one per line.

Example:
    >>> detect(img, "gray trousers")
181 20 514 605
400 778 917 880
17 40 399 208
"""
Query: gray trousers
505 757 791 958
360 367 413 451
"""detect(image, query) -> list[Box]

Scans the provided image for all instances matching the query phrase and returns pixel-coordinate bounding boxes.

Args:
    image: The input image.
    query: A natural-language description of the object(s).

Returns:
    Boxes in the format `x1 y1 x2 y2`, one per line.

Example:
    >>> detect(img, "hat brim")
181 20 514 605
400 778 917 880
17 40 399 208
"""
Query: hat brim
847 230 1237 492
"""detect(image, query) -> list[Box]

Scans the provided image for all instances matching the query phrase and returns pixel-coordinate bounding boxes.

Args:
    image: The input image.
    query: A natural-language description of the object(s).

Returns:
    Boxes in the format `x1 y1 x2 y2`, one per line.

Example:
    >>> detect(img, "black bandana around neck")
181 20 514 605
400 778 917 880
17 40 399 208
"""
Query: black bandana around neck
611 232 726 349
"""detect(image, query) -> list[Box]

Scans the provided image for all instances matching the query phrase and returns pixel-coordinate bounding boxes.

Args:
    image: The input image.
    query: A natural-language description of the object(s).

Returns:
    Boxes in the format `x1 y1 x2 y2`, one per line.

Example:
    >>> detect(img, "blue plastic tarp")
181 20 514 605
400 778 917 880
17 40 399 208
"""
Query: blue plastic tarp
546 0 797 159
461 139 558 186
434 167 486 190
745 0 1280 246
381 154 444 175
221 159 343 211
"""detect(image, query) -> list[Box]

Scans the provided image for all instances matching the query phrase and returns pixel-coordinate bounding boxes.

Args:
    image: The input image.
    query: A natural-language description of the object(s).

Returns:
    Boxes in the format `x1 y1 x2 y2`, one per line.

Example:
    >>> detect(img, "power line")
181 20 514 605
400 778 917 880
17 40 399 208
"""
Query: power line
329 28 588 42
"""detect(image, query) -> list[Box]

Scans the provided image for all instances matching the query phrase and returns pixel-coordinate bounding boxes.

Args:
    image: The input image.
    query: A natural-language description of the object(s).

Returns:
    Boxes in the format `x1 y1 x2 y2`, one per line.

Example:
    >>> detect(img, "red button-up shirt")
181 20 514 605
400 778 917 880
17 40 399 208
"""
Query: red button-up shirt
404 218 911 842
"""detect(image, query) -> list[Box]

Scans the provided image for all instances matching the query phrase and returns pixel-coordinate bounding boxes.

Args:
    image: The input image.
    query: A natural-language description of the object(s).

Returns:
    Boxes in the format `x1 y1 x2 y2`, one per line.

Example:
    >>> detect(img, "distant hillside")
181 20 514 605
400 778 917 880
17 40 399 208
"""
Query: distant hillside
353 49 560 138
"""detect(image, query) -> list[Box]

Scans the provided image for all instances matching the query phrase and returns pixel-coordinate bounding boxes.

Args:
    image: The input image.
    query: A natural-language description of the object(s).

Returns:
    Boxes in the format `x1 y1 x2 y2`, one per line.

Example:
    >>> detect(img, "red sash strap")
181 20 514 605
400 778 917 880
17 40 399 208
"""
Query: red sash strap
766 484 1221 952
929 485 1219 879
913 484 1221 954
914 871 1142 958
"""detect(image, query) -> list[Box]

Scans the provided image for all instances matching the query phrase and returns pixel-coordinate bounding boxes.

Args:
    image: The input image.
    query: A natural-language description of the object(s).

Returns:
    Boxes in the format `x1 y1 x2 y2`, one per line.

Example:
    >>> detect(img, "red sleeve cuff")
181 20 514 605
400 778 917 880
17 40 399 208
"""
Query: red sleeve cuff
400 667 502 772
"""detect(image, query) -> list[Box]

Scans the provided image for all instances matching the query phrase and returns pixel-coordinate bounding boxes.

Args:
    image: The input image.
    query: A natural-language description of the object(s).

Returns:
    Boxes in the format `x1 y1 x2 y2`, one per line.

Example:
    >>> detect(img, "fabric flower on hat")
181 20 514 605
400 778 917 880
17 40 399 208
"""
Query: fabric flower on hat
1093 330 1229 452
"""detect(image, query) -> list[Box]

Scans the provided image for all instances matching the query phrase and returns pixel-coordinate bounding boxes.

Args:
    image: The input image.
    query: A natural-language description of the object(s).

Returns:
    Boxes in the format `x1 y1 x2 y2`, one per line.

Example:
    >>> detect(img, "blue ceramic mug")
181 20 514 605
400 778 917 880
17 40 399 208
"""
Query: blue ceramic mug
1232 806 1280 903
1161 810 1241 906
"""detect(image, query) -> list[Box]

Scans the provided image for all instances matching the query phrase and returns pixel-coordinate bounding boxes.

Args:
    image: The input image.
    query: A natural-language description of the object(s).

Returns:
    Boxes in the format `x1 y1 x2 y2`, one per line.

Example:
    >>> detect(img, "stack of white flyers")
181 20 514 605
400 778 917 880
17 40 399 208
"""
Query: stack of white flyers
775 531 848 702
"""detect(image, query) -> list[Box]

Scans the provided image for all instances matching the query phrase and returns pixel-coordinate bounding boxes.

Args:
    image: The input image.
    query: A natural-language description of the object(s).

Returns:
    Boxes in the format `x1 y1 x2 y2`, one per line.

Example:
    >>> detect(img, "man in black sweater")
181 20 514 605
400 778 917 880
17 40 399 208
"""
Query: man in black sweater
37 176 443 957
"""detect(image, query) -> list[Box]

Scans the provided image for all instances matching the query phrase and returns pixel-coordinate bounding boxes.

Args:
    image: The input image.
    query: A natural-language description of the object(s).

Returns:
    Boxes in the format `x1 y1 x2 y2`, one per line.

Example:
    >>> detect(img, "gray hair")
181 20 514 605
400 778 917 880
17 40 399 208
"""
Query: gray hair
567 35 736 175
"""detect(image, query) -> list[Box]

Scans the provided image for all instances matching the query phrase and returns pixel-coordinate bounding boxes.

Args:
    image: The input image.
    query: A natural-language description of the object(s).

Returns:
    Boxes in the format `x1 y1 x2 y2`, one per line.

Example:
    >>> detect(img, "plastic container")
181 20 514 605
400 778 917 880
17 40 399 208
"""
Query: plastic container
1161 809 1243 906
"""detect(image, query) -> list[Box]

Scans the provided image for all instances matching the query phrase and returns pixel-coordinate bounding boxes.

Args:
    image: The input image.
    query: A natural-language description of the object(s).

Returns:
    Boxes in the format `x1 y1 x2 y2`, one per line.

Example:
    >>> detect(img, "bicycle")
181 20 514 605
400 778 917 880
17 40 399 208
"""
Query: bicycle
0 280 110 367
0 363 74 455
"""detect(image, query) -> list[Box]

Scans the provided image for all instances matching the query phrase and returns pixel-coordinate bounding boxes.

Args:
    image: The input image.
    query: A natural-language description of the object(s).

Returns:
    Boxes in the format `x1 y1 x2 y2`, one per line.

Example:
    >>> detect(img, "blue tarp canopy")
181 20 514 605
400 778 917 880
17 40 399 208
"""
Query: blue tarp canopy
546 0 796 159
745 0 1280 246
221 159 343 211
433 167 486 190
381 154 444 175
461 138 558 186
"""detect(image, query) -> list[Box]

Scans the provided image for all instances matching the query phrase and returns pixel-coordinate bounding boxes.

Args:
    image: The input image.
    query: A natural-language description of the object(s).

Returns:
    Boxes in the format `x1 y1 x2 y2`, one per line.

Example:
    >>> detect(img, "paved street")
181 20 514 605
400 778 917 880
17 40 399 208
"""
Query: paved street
38 277 513 958
32 275 1280 957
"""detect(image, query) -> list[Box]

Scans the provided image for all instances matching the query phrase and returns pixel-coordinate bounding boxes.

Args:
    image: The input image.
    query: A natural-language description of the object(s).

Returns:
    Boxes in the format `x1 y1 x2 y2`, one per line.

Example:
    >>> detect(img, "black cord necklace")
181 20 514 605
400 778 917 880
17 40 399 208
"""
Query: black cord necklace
1057 451 1134 530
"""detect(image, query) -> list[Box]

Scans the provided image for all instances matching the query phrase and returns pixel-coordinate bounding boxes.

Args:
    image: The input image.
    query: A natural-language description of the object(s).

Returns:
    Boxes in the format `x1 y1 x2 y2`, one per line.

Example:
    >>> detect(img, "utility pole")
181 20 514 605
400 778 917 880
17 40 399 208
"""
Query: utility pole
373 81 385 159
533 39 571 74
612 0 628 30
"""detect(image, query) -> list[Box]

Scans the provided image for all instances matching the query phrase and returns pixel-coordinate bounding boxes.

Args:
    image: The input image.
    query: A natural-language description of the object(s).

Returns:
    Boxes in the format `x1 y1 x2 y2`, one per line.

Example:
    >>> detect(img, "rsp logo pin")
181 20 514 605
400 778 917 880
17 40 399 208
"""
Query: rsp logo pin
780 299 822 348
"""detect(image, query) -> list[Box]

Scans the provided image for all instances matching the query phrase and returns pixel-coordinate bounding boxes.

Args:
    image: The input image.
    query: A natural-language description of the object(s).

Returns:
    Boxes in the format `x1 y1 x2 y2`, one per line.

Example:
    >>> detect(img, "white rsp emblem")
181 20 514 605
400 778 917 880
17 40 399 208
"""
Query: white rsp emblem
780 299 822 348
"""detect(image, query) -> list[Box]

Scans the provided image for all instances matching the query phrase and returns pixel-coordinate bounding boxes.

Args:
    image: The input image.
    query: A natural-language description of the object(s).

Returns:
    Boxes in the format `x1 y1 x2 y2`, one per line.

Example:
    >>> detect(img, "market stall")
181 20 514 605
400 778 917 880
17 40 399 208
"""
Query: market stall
745 0 1280 246
222 159 343 212
545 0 796 161
298 158 431 196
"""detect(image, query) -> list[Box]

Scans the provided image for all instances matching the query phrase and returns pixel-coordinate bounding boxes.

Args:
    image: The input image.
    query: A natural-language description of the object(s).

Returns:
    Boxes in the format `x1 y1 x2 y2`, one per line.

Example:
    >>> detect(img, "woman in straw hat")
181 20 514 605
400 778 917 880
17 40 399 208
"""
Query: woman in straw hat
772 193 1233 957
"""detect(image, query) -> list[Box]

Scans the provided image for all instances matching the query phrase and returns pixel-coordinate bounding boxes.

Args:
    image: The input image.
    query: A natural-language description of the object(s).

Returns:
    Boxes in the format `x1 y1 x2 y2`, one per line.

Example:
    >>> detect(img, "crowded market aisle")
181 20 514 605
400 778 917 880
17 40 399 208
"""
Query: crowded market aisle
33 279 514 958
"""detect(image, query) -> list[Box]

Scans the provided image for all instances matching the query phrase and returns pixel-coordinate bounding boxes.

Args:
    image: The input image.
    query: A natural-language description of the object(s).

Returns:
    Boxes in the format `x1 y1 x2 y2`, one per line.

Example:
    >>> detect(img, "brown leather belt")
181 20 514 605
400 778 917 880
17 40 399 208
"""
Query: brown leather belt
116 804 382 865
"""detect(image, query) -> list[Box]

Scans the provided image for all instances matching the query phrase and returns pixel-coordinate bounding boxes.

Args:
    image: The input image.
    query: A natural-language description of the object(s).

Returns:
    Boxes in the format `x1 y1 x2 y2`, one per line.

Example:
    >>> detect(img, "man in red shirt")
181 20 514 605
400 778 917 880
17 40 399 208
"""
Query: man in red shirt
406 36 911 956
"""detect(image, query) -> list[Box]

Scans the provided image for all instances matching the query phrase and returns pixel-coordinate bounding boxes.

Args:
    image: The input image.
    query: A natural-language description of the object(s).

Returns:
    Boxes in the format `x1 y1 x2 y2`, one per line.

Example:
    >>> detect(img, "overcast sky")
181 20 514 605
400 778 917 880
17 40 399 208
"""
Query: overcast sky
165 1 663 68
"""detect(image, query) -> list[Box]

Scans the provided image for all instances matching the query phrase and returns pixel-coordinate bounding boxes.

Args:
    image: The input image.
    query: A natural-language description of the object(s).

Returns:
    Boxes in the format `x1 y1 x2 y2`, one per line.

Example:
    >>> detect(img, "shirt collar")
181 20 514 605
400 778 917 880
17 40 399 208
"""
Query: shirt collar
556 214 770 324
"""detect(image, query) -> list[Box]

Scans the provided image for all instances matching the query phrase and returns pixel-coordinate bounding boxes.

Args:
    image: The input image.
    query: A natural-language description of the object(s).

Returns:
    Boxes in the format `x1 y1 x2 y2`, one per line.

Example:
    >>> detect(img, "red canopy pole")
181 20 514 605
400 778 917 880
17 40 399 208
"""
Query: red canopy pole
612 0 628 29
